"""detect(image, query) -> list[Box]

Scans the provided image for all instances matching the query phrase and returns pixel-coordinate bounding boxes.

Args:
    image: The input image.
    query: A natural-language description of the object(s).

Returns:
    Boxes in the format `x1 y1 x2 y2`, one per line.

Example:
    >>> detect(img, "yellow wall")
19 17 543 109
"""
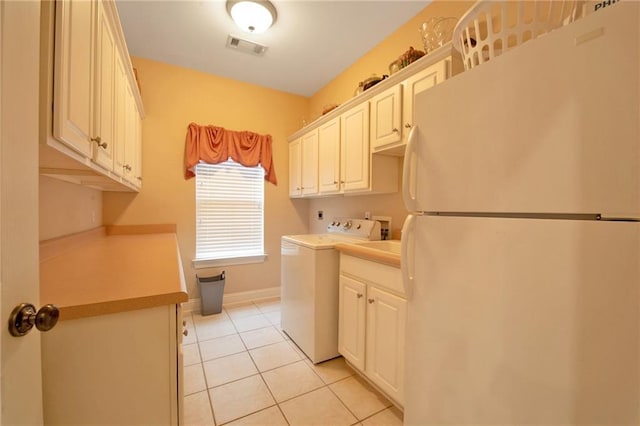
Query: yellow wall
43 0 475 298
103 57 309 296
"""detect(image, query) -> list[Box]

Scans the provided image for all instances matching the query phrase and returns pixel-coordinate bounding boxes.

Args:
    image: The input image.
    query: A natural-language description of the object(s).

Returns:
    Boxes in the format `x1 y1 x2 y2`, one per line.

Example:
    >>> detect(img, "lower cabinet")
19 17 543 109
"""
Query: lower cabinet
338 257 406 406
41 304 183 425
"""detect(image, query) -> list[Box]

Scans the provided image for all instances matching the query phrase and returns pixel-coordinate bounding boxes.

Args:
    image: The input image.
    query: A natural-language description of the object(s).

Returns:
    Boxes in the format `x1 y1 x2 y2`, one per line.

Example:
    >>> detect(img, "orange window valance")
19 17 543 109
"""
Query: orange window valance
184 122 277 185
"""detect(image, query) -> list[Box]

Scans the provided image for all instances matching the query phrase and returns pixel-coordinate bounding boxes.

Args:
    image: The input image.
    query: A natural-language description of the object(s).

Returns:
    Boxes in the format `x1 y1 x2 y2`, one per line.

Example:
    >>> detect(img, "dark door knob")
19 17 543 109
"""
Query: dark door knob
8 303 60 337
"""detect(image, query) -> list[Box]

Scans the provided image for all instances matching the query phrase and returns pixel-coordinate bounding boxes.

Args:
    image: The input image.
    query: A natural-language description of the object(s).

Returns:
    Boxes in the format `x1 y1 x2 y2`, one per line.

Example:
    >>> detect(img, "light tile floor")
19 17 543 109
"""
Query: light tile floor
182 298 404 426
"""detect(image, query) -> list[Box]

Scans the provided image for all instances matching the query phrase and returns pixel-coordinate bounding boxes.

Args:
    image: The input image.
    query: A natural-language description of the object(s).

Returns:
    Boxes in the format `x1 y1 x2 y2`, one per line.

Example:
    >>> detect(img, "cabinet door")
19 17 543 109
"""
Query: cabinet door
401 60 447 142
370 85 402 152
123 84 137 183
53 0 95 157
113 53 127 177
288 139 302 197
301 130 318 195
318 117 341 194
338 275 366 371
340 103 370 192
92 0 116 170
365 286 406 405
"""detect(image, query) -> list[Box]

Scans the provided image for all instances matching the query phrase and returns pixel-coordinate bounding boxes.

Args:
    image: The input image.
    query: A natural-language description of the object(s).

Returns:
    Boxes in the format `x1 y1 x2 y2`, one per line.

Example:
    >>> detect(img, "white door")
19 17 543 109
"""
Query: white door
1 1 44 423
364 286 406 404
403 215 640 425
338 275 366 370
405 3 639 216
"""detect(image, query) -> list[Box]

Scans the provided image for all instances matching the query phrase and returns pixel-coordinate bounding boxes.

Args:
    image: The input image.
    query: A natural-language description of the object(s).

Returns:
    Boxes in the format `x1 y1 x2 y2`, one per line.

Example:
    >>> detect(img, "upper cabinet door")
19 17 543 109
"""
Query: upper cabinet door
370 85 402 152
401 60 447 143
288 139 302 197
53 0 95 157
301 130 318 196
92 0 116 170
318 117 341 194
340 102 370 192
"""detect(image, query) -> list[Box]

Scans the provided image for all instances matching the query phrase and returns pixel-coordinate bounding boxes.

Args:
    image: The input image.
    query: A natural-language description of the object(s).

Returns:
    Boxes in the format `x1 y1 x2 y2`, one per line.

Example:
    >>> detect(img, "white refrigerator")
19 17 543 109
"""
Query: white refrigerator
401 3 639 425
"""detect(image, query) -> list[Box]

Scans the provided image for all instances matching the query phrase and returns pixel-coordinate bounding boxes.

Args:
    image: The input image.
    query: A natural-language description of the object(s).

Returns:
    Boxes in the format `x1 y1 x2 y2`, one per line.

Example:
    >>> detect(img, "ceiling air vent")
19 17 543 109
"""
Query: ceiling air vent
226 35 268 56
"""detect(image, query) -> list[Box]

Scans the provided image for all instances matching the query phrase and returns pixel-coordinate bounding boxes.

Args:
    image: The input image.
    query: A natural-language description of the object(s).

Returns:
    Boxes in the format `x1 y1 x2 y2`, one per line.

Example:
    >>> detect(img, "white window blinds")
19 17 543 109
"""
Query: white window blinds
195 160 264 264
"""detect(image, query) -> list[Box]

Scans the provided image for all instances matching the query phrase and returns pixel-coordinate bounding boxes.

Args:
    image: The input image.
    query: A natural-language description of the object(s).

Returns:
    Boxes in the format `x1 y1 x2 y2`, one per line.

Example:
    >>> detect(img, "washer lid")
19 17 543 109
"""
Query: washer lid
282 234 364 249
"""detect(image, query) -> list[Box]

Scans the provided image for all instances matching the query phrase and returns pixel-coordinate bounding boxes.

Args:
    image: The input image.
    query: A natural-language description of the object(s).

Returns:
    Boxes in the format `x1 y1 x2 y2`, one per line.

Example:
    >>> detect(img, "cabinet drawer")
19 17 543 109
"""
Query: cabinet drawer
340 254 403 296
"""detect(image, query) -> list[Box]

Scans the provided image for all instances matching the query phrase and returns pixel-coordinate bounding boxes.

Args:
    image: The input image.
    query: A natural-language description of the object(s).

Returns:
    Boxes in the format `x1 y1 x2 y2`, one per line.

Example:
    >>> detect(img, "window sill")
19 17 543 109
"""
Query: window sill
192 254 267 269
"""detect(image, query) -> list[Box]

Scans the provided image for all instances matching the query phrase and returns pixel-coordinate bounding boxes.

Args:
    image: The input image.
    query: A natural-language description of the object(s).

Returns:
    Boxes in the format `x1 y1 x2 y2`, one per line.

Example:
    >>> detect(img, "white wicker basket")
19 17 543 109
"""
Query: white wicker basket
453 0 580 70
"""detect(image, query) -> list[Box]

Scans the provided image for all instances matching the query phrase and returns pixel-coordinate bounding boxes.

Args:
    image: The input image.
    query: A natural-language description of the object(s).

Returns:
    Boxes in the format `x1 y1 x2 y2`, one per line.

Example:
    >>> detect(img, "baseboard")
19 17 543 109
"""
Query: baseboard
182 286 281 314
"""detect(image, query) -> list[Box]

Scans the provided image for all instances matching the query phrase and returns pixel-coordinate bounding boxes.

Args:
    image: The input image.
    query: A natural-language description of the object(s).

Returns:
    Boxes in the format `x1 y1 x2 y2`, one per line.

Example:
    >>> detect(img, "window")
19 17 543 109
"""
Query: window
194 160 265 268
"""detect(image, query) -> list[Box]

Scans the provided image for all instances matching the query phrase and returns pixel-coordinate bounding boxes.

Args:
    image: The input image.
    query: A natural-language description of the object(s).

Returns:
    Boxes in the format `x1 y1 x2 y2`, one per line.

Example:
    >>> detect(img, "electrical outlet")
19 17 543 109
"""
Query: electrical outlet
317 210 323 220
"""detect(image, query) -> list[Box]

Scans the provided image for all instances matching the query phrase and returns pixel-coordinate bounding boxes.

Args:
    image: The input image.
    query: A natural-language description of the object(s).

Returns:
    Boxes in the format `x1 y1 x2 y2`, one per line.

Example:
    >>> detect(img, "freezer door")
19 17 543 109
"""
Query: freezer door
404 215 639 425
406 3 639 217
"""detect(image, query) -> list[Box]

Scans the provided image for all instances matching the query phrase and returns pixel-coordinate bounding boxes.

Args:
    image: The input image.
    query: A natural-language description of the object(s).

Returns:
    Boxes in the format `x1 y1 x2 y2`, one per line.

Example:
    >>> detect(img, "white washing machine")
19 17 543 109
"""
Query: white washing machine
281 218 381 363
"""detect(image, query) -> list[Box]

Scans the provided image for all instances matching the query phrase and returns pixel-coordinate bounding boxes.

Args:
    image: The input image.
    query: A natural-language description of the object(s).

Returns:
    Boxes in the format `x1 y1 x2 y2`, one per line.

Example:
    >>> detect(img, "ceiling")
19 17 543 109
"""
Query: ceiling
115 1 431 97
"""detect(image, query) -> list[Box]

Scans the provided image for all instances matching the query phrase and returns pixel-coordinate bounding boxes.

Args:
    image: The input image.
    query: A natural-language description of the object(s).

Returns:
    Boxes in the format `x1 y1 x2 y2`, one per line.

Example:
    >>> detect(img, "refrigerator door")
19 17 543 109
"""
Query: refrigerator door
403 215 639 425
405 3 639 217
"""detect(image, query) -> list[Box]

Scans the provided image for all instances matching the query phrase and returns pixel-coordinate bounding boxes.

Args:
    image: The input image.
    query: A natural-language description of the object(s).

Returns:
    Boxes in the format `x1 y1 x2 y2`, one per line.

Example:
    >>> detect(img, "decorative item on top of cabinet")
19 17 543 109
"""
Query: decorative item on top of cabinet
40 0 144 192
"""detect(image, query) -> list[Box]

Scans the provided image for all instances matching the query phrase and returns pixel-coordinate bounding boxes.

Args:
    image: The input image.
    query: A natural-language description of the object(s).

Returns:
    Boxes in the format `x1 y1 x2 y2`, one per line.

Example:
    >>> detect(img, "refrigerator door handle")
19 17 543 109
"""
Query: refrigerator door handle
401 214 415 299
402 125 418 212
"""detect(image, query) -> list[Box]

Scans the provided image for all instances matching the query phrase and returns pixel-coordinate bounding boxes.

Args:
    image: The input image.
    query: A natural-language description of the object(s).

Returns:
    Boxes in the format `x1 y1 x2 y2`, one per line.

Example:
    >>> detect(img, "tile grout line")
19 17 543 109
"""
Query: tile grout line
187 299 400 426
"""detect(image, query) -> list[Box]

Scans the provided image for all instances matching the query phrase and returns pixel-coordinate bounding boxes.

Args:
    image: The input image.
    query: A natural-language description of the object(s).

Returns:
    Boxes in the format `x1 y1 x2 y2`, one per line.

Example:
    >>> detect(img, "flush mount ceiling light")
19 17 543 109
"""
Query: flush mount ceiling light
226 0 277 34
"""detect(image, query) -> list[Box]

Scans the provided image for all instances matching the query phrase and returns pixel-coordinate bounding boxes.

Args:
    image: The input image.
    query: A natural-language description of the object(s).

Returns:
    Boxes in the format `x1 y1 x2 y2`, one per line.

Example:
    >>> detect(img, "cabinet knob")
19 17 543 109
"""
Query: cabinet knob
357 293 363 298
368 298 375 304
91 136 107 149
392 128 399 133
8 303 59 337
183 329 189 337
124 164 132 171
333 180 338 185
405 123 412 129
182 320 187 326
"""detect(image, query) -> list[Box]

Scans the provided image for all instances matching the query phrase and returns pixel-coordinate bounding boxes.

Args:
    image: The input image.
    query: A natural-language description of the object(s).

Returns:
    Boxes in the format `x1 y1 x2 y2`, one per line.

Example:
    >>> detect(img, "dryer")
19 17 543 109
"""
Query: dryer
281 219 381 363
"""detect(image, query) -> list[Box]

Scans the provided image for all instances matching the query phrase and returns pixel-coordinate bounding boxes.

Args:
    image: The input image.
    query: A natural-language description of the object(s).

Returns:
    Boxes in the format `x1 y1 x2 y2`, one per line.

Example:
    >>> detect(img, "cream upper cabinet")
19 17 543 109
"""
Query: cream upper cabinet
43 0 144 192
301 130 319 196
318 117 341 195
286 46 462 197
340 102 370 192
289 130 318 198
53 0 95 157
370 85 402 152
92 0 116 170
114 53 128 178
123 83 142 187
289 138 302 197
401 60 449 142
